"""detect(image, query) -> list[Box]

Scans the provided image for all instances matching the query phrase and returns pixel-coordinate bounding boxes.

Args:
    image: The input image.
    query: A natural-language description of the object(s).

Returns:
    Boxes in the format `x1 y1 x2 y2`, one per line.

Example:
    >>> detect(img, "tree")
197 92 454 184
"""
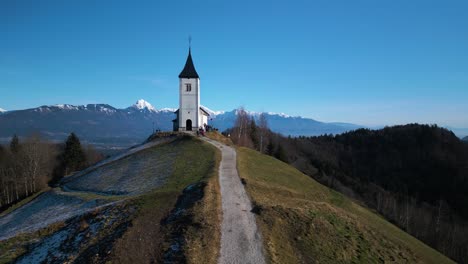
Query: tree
63 133 86 174
266 140 275 156
258 113 268 153
52 133 86 185
10 134 20 154
233 107 253 147
274 143 288 162
249 119 259 150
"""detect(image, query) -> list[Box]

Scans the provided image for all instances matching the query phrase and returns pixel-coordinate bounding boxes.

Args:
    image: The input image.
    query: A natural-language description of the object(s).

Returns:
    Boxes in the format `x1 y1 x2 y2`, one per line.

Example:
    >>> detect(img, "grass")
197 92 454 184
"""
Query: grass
108 135 221 263
237 147 454 264
206 131 233 146
0 221 65 264
0 188 50 217
1 135 221 263
184 148 222 264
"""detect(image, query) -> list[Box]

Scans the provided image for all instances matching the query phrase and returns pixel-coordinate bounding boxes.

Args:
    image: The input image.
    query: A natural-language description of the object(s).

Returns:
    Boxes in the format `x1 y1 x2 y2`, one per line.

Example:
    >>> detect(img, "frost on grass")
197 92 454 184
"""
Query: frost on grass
0 190 111 241
63 140 178 195
0 138 179 241
15 202 135 264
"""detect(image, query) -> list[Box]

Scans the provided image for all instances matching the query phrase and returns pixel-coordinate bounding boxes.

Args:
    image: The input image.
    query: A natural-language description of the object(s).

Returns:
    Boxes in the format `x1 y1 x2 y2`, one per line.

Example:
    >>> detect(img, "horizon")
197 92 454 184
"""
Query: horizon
1 1 468 127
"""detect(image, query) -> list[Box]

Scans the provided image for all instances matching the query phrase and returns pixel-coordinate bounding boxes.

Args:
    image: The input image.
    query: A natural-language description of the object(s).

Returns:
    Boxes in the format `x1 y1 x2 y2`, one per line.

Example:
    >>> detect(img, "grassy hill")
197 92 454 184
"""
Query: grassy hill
0 135 221 264
0 133 456 263
237 147 454 264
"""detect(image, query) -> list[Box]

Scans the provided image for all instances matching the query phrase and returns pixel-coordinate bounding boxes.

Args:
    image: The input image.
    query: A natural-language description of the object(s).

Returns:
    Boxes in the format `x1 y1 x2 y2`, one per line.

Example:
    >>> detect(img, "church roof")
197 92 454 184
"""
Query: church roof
178 48 199 79
200 107 210 116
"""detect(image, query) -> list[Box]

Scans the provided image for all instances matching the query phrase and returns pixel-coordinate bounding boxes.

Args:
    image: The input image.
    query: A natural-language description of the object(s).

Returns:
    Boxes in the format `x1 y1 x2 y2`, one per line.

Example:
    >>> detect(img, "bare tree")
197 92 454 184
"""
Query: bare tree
233 107 253 147
258 113 268 153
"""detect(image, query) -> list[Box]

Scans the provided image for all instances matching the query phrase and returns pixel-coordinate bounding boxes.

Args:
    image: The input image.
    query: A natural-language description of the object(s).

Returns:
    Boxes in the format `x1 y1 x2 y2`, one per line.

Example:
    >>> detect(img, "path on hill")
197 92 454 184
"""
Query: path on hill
201 137 265 264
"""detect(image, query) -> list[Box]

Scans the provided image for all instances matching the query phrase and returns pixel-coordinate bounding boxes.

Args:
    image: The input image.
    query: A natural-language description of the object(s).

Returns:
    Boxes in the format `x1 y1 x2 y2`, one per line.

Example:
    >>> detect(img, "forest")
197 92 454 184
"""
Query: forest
227 108 468 263
0 133 103 212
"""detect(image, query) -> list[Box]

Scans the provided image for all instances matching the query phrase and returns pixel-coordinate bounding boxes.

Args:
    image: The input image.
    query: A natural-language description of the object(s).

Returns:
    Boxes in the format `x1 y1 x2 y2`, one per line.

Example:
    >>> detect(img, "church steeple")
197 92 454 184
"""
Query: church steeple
178 47 199 79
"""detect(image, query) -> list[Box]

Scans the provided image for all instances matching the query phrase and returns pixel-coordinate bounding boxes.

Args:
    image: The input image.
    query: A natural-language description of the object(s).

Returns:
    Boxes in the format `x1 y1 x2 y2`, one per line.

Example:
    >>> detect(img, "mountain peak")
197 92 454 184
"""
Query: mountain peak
132 99 156 112
0 108 7 113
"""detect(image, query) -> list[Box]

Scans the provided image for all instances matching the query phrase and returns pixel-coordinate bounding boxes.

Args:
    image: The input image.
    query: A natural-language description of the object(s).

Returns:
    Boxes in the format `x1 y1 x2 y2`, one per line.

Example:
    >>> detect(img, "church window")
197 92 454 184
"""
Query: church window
185 83 192 92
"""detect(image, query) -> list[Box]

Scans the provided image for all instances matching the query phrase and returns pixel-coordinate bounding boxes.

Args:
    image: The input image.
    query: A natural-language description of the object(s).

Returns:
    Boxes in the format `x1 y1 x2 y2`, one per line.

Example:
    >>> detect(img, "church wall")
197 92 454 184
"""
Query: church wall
201 114 208 127
179 78 200 130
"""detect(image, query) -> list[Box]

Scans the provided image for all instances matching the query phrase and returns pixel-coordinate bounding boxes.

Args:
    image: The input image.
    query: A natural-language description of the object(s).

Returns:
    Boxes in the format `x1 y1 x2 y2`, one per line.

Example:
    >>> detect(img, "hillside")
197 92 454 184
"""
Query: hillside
463 136 468 141
237 147 453 263
0 132 456 263
0 135 221 263
273 124 468 262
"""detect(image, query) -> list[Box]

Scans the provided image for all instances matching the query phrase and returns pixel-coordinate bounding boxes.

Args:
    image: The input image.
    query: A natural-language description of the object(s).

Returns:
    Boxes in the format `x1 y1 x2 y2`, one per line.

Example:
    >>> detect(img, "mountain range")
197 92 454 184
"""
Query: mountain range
0 100 361 148
2 99 467 148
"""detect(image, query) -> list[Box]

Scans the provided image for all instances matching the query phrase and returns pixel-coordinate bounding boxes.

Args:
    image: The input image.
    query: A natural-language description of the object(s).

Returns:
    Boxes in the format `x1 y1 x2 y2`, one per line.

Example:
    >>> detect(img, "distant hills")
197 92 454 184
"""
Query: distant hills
0 100 361 147
463 136 468 142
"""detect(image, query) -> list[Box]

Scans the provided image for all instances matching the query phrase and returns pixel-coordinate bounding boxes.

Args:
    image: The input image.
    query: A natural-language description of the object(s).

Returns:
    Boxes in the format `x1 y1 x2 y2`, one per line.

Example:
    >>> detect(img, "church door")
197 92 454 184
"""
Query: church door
186 119 192 131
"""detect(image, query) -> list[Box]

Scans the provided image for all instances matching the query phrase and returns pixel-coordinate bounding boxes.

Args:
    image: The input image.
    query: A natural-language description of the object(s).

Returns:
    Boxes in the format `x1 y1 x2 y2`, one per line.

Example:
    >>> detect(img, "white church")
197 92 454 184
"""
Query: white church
172 48 210 131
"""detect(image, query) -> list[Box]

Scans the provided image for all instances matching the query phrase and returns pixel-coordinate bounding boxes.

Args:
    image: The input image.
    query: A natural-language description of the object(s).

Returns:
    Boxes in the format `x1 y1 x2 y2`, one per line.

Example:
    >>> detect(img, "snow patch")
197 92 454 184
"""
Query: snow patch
201 105 225 116
0 108 6 113
159 107 177 112
53 104 79 110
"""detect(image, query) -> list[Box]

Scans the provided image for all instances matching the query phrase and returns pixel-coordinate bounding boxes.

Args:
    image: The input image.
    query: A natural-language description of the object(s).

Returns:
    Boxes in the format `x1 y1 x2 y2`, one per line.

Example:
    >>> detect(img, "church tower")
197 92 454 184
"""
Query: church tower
174 47 209 131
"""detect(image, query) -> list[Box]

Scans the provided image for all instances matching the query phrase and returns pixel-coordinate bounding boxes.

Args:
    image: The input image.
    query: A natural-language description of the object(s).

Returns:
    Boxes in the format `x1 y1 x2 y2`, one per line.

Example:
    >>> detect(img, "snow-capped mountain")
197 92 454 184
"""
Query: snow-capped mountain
0 100 362 147
0 108 7 113
208 109 361 136
129 99 157 112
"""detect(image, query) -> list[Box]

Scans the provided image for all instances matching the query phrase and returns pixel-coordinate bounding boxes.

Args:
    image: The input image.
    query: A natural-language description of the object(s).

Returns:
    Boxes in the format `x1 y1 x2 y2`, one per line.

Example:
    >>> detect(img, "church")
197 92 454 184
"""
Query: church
172 48 210 131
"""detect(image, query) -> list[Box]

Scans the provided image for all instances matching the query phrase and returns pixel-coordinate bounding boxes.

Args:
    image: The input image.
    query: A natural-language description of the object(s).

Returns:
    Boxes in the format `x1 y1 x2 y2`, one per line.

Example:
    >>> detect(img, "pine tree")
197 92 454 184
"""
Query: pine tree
51 133 86 185
249 119 259 150
62 133 86 175
10 134 20 154
266 140 275 156
274 143 288 162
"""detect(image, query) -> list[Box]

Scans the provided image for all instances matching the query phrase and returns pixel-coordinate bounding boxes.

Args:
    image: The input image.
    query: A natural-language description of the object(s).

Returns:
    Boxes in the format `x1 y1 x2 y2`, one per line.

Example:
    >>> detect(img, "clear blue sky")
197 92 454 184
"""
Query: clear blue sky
1 0 467 127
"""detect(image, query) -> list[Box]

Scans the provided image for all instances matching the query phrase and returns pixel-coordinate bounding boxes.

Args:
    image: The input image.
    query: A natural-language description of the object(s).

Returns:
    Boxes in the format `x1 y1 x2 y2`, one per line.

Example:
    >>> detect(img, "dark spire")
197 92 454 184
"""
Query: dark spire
178 46 200 79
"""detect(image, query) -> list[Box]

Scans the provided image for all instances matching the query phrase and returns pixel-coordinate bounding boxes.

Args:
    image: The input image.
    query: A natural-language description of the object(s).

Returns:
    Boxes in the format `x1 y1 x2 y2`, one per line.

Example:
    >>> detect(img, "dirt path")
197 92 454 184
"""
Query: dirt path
201 137 265 264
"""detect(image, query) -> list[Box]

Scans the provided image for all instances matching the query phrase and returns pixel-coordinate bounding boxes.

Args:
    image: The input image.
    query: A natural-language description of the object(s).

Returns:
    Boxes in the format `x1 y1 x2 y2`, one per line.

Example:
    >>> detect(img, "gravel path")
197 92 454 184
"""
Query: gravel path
201 137 265 264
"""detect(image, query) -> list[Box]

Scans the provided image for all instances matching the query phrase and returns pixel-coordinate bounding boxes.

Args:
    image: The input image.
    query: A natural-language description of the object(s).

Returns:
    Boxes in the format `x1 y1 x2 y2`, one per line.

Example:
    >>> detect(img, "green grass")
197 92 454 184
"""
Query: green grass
109 135 220 263
237 147 454 264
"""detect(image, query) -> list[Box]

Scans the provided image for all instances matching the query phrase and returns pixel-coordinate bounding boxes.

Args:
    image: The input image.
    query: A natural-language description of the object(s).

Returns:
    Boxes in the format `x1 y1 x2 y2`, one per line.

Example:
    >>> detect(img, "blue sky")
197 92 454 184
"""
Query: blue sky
1 0 467 127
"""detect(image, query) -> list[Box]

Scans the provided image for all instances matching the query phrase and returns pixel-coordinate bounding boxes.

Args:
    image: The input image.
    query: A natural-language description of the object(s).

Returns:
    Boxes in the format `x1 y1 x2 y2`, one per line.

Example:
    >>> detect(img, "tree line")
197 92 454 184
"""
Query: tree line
229 109 468 263
0 133 104 211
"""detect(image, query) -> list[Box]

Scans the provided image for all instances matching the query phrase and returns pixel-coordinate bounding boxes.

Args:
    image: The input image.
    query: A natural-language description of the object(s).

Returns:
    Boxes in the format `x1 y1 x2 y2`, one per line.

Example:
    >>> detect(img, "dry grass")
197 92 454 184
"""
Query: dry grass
109 192 175 263
0 221 65 264
2 136 221 263
237 147 454 264
108 136 220 263
185 149 222 264
206 131 233 146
